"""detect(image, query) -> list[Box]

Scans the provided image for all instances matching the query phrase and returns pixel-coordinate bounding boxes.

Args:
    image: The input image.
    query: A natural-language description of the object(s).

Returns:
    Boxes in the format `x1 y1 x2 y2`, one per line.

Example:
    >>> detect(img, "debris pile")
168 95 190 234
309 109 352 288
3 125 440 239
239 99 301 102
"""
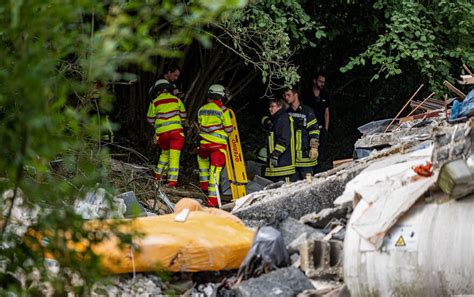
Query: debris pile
4 71 474 296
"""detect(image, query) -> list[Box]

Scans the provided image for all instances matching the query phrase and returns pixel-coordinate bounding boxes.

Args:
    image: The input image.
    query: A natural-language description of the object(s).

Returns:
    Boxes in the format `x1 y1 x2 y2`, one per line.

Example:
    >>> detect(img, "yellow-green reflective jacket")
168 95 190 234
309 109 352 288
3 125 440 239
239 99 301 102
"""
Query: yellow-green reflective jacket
198 100 233 145
147 93 186 135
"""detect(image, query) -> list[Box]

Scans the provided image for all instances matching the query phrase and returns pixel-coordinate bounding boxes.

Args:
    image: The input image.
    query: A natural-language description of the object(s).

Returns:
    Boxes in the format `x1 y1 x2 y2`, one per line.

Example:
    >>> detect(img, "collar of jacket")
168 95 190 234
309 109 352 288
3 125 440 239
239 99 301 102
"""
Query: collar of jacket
211 99 223 108
288 104 302 112
272 107 286 119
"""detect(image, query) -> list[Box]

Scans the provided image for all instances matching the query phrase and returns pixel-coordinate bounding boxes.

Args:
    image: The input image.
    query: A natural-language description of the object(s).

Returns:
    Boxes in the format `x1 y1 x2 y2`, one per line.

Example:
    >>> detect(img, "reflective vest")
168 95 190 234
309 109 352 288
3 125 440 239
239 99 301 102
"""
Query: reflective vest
198 100 233 145
264 109 296 177
147 92 186 135
287 104 320 167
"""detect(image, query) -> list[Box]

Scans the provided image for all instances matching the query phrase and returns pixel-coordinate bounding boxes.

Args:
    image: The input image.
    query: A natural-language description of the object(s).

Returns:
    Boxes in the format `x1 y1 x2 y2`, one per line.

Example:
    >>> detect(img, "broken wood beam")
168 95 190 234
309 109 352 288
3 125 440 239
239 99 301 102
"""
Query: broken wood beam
459 75 474 85
407 92 436 117
160 187 207 199
333 158 353 168
443 80 465 99
399 109 444 123
394 92 436 129
463 64 473 76
384 84 424 133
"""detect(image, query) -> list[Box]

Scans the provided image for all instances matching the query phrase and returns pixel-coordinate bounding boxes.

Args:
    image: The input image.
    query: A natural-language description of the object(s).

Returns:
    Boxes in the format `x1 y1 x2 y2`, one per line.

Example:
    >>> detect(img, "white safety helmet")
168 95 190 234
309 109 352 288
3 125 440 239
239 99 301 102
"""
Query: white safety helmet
154 79 174 91
208 84 226 98
257 147 267 163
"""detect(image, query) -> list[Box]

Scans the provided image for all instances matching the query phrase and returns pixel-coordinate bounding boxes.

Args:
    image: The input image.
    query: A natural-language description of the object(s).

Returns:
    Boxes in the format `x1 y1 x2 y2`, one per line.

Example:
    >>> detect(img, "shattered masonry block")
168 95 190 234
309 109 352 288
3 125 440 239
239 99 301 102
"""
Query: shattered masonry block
300 240 343 280
431 120 474 167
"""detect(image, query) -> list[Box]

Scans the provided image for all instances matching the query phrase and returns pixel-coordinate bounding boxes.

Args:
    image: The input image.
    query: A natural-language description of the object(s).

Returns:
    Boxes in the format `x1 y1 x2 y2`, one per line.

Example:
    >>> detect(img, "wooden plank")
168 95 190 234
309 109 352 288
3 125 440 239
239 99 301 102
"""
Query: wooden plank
333 158 353 168
399 109 444 123
460 75 474 85
384 84 424 133
443 80 465 99
463 64 473 76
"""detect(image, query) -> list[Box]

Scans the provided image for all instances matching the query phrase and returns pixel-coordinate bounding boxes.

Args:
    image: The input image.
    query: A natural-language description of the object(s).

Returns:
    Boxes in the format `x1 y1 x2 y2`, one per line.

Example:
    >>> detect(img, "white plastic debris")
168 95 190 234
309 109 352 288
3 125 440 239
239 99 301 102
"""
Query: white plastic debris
73 188 126 220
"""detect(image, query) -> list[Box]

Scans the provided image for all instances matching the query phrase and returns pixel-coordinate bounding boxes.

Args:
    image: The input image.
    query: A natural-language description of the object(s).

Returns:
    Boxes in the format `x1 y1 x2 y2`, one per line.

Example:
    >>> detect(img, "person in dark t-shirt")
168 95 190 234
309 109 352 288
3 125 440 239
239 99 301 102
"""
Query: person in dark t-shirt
302 72 330 173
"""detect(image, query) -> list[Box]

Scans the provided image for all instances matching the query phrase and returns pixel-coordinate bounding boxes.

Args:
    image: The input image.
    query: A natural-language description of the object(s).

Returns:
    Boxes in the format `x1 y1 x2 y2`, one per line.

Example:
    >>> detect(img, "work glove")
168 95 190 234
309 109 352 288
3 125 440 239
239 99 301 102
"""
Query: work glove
309 138 319 160
261 116 273 131
270 154 279 167
309 147 319 161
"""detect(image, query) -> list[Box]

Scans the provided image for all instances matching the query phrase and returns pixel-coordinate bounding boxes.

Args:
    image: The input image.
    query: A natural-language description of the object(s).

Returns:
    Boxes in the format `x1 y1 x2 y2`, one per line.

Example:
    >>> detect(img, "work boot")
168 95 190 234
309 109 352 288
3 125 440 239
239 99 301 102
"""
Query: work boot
166 181 177 188
207 197 219 208
154 173 167 182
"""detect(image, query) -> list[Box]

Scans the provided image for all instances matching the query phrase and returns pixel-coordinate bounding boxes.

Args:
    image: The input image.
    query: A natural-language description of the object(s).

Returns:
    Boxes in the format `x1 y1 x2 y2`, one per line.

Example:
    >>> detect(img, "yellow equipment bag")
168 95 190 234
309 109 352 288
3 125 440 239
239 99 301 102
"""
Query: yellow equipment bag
80 212 253 274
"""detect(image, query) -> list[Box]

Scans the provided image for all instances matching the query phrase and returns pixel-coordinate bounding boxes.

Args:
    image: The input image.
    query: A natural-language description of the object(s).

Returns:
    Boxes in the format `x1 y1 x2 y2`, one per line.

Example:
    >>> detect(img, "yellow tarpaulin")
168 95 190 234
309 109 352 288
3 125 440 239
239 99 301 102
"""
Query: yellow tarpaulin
90 211 253 274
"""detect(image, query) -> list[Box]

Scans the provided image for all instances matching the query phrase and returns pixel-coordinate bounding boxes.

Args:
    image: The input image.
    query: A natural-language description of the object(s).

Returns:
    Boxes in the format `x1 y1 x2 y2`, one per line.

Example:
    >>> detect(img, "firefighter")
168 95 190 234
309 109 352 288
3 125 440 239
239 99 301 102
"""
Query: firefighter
197 84 233 207
146 79 187 187
261 98 295 182
283 87 320 181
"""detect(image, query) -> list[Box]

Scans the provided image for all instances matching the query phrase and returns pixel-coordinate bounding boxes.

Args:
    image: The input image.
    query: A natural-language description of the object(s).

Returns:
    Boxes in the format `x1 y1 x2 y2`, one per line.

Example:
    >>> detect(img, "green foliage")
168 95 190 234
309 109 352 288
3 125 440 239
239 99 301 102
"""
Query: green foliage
0 0 242 294
216 0 324 92
340 0 474 90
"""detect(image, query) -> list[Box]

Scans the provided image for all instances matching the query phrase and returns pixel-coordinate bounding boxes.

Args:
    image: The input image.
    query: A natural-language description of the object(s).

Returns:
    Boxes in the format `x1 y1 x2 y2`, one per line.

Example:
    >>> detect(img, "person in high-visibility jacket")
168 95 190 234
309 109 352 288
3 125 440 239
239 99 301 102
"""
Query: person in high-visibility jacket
146 79 187 187
261 98 295 182
284 87 320 181
197 84 233 207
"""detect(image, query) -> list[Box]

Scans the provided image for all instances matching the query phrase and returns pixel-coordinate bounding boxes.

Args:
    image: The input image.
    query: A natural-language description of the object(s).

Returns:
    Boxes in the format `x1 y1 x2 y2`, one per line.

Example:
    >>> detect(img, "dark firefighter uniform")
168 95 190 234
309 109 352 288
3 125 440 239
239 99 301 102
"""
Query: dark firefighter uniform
287 104 320 180
263 108 295 182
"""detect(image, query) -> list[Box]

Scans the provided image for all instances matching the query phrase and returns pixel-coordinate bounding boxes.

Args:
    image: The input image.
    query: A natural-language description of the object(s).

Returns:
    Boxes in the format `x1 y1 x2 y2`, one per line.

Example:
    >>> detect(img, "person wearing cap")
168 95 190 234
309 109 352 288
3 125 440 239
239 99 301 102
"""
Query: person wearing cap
146 79 187 187
197 84 233 207
261 98 295 182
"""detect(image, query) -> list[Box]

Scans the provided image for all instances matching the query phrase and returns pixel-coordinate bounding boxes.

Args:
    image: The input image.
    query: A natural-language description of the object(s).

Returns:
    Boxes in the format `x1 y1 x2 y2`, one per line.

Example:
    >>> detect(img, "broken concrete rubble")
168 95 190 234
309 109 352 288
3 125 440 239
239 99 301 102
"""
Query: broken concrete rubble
278 217 325 249
232 142 420 226
431 118 473 167
234 267 314 297
354 121 437 150
300 207 349 229
91 274 162 296
232 165 365 227
297 282 348 297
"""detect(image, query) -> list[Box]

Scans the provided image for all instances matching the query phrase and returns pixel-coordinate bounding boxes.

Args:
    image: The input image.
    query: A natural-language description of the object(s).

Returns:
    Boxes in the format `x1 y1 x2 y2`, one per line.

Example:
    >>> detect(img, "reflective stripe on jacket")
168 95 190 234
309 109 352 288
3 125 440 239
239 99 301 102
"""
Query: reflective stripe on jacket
264 109 295 177
147 93 186 135
287 104 320 167
198 100 233 145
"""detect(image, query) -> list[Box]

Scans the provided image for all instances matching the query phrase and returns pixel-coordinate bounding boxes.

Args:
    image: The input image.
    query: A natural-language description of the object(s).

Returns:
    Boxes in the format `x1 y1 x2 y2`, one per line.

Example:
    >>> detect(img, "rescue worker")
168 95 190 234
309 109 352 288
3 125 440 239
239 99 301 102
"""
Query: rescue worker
147 65 181 103
197 84 233 207
261 98 295 182
146 79 187 187
283 87 320 181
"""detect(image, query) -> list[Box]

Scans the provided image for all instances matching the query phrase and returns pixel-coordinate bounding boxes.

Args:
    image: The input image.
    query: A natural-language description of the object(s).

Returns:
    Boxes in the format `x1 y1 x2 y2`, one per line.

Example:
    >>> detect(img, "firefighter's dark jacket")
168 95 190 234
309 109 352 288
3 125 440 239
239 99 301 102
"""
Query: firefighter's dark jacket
263 108 295 177
287 104 320 167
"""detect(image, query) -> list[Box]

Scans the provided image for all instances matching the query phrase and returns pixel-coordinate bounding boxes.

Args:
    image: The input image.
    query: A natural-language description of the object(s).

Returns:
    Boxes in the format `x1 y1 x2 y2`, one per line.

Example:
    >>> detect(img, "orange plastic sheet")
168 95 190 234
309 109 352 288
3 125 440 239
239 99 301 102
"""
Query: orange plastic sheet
89 211 253 274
